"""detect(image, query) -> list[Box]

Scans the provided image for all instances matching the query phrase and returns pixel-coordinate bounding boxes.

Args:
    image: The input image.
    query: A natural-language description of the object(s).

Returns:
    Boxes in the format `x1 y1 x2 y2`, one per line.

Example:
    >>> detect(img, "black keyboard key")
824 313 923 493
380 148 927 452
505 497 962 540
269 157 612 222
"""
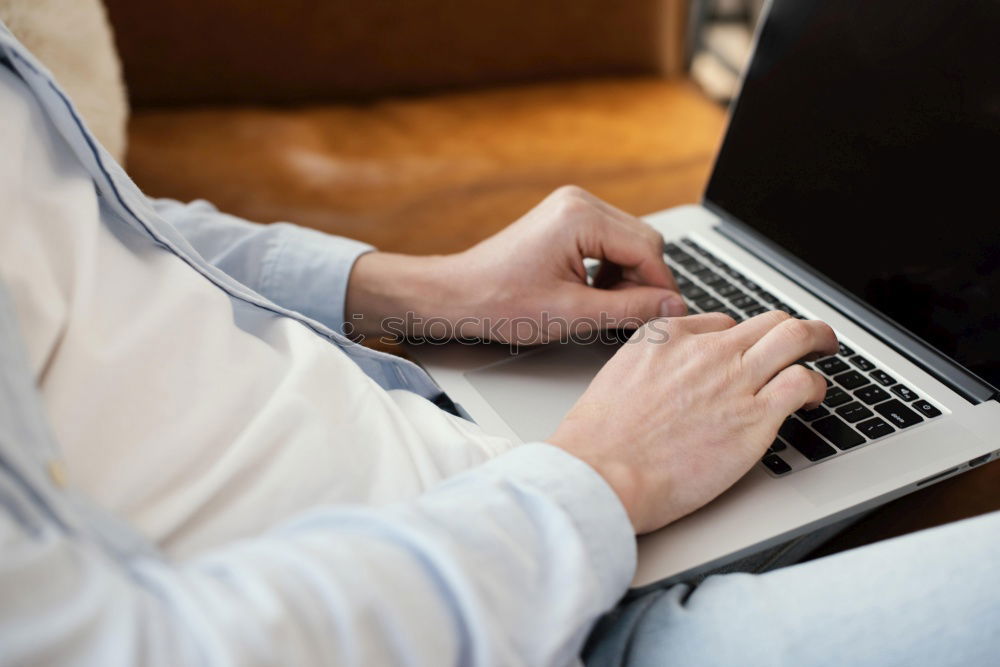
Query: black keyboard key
838 342 854 357
757 291 780 304
696 251 717 264
824 387 851 407
857 417 895 439
703 274 729 289
738 278 760 291
797 405 830 421
891 384 918 402
912 400 942 418
815 357 849 375
730 294 760 310
696 297 724 312
850 355 875 371
813 415 866 450
709 256 729 268
678 261 705 275
744 306 769 317
720 308 741 321
690 265 716 278
834 371 868 390
674 273 692 289
874 399 923 429
682 285 708 301
779 418 837 461
769 437 787 452
664 242 686 259
716 283 743 298
855 385 891 405
835 401 874 423
724 267 744 280
772 302 795 314
762 454 792 475
870 370 896 386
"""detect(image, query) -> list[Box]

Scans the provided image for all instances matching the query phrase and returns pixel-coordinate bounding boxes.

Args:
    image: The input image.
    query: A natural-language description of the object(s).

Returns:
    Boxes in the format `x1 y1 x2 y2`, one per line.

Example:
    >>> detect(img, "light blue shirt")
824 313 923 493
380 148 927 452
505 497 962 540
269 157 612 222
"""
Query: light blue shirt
0 21 635 666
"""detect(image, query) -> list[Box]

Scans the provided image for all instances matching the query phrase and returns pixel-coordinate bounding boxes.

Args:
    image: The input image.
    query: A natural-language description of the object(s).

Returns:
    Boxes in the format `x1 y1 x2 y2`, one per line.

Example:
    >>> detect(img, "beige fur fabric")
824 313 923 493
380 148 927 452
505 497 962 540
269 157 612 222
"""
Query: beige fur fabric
0 0 128 162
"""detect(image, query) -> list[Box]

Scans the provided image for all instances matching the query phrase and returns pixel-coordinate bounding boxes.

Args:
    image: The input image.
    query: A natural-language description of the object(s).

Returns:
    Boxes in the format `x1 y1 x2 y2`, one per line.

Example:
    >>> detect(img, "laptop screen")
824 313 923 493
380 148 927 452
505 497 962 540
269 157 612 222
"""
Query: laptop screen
704 0 1000 391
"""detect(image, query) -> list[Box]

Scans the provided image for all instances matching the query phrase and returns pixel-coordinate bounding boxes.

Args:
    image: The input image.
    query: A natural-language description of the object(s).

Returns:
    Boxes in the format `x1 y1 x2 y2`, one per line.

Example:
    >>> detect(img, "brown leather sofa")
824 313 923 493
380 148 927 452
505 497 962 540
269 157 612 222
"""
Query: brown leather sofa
104 0 724 254
103 0 997 560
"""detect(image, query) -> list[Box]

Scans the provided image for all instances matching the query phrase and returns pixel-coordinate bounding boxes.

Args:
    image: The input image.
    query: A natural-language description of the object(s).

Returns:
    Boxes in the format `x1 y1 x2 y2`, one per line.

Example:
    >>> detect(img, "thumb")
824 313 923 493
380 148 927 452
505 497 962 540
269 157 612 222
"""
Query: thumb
566 284 687 329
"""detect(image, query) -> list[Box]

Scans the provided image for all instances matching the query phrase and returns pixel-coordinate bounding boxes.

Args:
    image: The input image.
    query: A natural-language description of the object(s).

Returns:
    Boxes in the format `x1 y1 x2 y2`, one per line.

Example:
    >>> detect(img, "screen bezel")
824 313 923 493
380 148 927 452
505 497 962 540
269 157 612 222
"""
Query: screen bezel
698 0 998 402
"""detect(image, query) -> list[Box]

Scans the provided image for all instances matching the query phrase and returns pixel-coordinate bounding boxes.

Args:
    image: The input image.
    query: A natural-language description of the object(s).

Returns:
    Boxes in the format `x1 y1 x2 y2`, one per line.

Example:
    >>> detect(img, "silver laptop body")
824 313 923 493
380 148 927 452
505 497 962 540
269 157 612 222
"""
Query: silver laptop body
410 0 1000 590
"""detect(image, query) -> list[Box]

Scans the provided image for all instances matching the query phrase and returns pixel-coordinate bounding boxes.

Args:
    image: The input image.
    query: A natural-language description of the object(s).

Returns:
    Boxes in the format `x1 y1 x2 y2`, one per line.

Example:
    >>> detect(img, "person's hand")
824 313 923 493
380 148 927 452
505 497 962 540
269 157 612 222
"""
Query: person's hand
549 311 838 535
345 186 687 342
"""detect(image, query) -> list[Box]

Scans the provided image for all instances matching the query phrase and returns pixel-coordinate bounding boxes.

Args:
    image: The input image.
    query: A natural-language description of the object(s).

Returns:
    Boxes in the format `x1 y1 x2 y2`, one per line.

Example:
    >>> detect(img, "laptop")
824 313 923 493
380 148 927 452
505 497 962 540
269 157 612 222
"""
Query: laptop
410 0 1000 591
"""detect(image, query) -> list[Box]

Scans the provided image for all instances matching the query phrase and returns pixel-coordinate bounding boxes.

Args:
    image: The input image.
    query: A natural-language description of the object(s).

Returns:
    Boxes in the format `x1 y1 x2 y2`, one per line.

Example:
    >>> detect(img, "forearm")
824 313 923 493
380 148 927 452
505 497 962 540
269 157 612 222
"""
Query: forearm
154 198 373 332
345 251 477 339
4 446 636 666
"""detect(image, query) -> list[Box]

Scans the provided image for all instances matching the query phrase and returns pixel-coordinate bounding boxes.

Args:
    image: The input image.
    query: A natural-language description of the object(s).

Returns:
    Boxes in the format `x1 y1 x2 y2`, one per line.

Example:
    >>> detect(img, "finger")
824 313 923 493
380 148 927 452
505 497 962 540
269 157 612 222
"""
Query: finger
620 261 677 291
572 187 645 225
679 312 738 334
742 318 838 389
604 278 640 291
725 310 795 346
563 283 687 327
606 217 678 293
609 261 682 296
757 364 828 417
576 211 676 292
592 260 623 289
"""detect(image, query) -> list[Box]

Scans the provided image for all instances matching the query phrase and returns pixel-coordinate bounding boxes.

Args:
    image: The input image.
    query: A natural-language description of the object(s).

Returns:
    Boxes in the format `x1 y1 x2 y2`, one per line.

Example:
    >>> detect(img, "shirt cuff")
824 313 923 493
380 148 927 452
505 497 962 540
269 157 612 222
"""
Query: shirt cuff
478 442 637 606
264 223 374 333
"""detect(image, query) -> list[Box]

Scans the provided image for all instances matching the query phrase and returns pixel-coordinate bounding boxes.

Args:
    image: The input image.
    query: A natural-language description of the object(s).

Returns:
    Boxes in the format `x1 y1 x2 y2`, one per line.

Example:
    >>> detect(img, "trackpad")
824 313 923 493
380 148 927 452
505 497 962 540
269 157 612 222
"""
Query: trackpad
465 344 614 442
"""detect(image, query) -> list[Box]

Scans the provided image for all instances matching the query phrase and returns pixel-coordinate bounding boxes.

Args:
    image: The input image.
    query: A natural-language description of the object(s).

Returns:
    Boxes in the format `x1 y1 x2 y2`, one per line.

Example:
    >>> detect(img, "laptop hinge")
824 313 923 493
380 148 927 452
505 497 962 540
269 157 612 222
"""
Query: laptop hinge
706 203 997 405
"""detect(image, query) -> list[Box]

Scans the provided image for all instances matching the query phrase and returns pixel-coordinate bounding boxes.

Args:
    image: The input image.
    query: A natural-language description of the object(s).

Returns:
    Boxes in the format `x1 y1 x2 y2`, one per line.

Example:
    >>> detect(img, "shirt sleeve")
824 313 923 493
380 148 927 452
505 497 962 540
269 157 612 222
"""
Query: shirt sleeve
152 198 373 332
1 444 636 666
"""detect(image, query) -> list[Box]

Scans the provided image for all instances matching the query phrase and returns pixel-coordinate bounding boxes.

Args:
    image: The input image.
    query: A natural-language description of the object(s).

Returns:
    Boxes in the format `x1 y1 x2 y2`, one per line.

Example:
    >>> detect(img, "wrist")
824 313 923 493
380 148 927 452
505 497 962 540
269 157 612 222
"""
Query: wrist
587 458 645 535
345 251 467 339
548 430 645 535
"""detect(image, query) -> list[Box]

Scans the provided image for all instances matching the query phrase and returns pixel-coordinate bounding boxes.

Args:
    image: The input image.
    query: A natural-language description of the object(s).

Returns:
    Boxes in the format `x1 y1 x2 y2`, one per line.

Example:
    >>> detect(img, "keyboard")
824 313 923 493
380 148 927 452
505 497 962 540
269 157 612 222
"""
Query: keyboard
662 237 944 477
664 239 802 320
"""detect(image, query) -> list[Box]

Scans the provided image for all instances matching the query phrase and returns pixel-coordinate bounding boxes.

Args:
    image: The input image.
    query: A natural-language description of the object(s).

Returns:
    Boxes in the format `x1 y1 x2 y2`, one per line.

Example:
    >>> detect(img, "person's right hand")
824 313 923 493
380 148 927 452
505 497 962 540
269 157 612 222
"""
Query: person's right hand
549 310 838 535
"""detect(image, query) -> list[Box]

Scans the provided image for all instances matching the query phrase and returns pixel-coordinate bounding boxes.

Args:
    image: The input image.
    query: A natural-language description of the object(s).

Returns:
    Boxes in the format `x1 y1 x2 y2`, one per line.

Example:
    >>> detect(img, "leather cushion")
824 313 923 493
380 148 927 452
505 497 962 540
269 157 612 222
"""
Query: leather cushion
104 0 682 106
125 77 726 253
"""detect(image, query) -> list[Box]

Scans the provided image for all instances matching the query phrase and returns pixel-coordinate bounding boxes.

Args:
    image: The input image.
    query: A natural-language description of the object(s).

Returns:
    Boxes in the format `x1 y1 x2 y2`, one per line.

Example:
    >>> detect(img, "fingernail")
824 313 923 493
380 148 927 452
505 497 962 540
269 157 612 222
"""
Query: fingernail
659 294 687 317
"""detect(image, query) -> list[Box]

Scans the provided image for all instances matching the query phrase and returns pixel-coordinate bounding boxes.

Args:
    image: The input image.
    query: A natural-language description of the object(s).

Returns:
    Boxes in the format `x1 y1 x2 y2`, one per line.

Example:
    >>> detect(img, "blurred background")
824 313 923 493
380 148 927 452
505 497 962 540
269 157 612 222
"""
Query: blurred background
36 0 764 255
3 0 997 579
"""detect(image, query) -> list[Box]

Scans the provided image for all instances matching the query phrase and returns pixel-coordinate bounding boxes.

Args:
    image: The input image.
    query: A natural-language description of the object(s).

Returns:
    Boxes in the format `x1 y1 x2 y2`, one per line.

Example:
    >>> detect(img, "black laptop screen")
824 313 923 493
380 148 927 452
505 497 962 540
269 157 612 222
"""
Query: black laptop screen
705 0 1000 390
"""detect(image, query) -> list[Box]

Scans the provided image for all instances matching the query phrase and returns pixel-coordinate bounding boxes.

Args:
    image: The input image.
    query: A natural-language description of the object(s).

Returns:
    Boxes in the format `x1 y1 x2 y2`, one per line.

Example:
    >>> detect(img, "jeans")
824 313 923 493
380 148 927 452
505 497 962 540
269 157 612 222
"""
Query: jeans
584 510 1000 666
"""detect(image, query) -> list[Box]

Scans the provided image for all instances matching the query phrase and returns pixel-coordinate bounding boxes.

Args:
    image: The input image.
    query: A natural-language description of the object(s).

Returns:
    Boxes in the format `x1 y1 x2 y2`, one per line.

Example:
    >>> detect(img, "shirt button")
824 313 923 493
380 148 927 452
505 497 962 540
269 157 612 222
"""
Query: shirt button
46 460 67 487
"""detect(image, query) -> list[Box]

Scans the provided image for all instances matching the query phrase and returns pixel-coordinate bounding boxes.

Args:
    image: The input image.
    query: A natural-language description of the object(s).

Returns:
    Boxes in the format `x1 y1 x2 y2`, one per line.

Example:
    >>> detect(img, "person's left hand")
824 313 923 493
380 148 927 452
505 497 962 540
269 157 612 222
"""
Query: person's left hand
345 186 687 343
